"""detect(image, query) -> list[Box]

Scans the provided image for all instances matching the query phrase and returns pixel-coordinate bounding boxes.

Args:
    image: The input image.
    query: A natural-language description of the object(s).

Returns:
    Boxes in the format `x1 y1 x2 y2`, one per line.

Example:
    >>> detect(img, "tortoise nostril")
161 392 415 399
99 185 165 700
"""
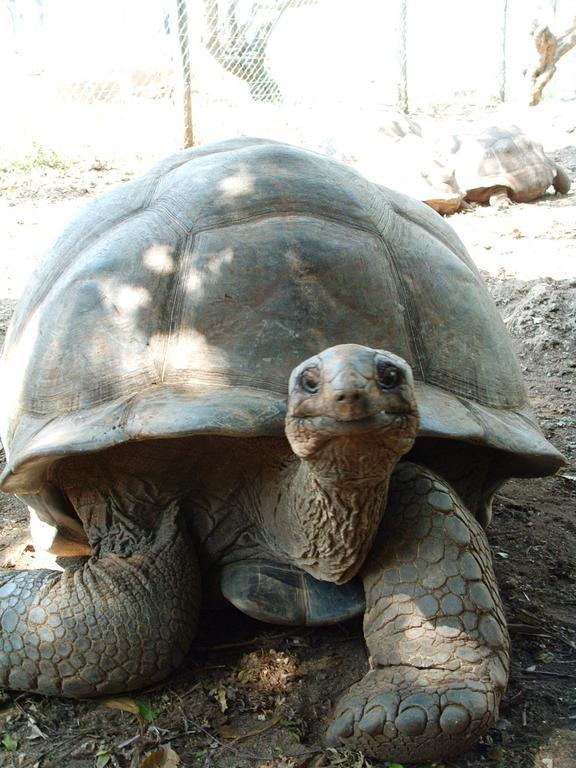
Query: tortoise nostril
335 391 362 403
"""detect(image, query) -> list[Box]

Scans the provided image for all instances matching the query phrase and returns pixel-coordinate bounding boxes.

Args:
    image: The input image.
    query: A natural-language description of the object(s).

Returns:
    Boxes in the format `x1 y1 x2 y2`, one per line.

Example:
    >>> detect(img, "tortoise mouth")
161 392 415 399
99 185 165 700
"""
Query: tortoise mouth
295 409 417 435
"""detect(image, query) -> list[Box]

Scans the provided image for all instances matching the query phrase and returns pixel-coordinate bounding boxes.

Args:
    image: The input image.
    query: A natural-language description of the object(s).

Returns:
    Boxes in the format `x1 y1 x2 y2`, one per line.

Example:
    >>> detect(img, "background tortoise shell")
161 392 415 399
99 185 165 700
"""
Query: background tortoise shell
445 125 571 203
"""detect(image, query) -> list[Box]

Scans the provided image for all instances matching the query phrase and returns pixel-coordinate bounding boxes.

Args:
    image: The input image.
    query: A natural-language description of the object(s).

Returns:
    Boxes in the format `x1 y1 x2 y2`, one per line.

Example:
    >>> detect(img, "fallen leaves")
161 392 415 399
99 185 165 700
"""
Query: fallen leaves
212 682 228 714
103 697 157 726
236 649 299 693
1 732 17 751
138 746 181 767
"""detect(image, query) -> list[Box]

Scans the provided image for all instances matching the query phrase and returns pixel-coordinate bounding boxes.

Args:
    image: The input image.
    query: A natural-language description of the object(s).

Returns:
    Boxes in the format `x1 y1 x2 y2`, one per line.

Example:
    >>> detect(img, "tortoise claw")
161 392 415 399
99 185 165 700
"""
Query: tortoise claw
326 709 355 744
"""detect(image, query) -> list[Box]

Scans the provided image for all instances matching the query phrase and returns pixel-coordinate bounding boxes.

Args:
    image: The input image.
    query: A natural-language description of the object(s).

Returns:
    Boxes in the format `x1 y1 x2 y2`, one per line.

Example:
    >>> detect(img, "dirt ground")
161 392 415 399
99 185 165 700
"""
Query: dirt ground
0 110 574 768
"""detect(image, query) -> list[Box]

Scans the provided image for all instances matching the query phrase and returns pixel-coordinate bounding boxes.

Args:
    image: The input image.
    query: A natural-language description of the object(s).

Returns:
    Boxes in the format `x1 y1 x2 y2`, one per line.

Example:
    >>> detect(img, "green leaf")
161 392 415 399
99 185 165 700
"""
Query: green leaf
1 733 17 752
137 700 158 722
96 751 111 768
193 750 206 758
388 763 404 768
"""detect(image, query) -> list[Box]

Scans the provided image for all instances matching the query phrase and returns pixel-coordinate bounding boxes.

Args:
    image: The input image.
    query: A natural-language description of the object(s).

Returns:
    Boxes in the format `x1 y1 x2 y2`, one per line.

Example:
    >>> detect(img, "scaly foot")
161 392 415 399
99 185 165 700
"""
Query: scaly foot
327 665 497 763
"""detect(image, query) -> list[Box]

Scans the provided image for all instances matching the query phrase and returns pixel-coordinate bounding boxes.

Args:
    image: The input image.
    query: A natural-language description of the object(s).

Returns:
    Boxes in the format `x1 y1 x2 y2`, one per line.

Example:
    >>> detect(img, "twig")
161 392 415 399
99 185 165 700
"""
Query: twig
522 669 576 680
196 631 304 652
172 716 276 761
219 714 282 742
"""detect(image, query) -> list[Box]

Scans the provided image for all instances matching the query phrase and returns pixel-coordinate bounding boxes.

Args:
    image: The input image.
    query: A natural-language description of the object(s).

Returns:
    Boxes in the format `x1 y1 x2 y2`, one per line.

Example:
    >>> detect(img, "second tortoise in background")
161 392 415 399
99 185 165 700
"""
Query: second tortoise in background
442 124 571 207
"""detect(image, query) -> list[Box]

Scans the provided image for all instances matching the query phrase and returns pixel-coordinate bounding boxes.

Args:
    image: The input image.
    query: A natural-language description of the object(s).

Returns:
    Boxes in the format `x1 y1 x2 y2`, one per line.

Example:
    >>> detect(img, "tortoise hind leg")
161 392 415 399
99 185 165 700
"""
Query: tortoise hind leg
488 186 512 208
326 463 509 763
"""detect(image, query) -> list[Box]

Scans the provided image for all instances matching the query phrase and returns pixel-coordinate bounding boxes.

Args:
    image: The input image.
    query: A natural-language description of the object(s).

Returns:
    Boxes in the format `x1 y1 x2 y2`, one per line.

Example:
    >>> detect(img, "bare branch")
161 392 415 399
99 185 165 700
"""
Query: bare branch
527 18 576 105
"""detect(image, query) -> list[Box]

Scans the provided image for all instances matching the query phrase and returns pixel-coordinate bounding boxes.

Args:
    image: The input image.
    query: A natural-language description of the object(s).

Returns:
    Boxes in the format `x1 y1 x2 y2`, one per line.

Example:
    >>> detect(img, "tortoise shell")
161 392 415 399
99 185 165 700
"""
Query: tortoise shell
0 138 563 493
446 125 571 203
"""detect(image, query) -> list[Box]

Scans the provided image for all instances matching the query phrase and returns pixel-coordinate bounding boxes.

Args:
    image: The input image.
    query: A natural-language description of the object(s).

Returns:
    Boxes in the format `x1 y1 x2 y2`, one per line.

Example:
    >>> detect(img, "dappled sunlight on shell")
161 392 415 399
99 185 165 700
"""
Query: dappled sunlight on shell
114 285 151 311
149 329 230 380
185 247 235 293
142 244 176 275
218 169 256 199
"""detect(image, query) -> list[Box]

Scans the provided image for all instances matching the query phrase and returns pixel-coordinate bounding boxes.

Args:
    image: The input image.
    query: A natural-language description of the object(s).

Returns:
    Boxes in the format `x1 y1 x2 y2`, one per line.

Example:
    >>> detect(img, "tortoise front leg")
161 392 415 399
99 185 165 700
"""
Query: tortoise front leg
488 187 512 208
326 463 509 763
0 495 199 697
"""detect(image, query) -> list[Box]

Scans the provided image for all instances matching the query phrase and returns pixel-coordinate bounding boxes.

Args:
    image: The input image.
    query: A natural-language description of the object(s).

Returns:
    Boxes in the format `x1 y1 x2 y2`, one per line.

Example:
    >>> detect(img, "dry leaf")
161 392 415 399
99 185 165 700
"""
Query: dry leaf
103 696 155 726
210 683 228 714
27 723 48 741
139 746 180 767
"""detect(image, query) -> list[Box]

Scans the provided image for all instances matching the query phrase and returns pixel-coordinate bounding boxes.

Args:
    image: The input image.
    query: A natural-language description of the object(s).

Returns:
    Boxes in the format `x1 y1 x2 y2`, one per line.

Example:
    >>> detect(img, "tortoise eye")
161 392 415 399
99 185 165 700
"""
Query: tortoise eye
377 362 401 390
300 368 320 394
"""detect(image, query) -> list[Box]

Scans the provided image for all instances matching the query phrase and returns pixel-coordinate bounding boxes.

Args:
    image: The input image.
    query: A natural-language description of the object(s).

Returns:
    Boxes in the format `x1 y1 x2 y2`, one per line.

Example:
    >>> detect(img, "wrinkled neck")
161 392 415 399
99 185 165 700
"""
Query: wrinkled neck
304 435 402 488
274 437 402 584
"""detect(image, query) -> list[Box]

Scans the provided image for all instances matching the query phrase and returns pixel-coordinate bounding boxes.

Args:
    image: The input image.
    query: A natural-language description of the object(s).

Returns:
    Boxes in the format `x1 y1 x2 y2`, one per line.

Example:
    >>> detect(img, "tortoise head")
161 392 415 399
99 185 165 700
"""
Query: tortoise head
286 344 419 473
282 344 419 584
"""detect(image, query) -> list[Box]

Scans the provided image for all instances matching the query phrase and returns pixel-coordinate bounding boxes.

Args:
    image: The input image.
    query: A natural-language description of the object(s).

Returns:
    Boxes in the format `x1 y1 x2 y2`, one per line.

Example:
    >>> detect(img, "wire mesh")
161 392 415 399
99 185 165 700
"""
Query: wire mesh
1 0 574 166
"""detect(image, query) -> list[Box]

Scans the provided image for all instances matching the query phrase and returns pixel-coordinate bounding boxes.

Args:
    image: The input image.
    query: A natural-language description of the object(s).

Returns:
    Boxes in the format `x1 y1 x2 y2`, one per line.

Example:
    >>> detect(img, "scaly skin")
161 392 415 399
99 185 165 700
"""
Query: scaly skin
282 344 418 584
326 463 510 762
0 501 199 697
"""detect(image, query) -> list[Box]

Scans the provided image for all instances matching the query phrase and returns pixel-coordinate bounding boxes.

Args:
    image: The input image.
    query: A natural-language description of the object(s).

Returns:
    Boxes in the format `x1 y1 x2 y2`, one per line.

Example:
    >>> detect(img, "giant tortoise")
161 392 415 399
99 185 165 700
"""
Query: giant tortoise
0 138 564 763
444 124 571 207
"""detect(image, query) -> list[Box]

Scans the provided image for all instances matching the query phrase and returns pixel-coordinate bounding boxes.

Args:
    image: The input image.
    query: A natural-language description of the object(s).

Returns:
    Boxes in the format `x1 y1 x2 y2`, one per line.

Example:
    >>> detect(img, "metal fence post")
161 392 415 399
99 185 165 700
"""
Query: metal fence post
397 0 408 113
176 0 194 148
498 0 508 102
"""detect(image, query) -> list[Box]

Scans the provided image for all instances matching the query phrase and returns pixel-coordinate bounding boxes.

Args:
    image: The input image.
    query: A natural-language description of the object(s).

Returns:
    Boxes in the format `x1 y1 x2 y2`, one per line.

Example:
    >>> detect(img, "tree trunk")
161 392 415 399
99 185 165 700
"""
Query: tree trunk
397 0 408 113
527 19 576 106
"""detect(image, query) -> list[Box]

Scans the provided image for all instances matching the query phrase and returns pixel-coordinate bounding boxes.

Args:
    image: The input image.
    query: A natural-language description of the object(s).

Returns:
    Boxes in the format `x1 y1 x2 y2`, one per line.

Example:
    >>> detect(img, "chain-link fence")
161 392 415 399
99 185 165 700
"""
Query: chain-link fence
1 0 575 166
